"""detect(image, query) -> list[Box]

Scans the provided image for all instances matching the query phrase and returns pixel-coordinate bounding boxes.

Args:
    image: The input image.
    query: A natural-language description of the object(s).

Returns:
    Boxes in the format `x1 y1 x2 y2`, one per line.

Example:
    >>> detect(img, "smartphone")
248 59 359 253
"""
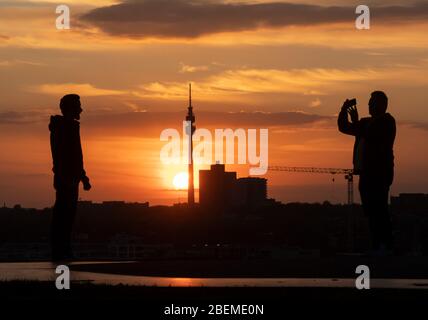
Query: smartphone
348 98 357 107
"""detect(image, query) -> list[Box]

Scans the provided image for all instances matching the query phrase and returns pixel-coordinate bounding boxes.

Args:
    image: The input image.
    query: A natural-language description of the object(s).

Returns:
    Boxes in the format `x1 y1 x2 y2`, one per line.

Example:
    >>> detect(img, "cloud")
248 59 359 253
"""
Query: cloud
0 1 114 8
309 98 322 108
0 59 44 67
81 110 332 135
0 109 332 141
32 83 128 97
407 121 428 132
179 62 209 73
135 67 397 100
0 111 47 124
80 0 428 39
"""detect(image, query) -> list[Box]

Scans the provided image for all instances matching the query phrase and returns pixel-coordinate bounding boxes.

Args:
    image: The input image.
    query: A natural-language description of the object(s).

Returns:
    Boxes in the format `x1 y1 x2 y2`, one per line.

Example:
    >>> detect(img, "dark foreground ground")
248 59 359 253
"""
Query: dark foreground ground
1 281 428 317
2 257 428 317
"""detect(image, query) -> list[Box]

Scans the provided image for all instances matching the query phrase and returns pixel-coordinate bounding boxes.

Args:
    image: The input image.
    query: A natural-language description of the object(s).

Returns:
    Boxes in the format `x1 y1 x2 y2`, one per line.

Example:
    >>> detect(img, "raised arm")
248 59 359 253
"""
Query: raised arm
338 100 359 136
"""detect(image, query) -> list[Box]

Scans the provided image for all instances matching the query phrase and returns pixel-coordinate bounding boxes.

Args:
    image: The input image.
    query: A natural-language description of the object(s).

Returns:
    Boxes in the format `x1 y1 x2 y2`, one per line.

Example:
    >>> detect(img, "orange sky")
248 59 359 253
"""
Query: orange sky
0 0 427 208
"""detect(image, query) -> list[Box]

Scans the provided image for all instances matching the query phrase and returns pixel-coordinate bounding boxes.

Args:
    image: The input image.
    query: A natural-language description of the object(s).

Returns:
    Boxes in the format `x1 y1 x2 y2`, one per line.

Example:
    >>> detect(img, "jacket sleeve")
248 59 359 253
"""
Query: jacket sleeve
76 125 87 181
50 128 61 174
338 108 359 136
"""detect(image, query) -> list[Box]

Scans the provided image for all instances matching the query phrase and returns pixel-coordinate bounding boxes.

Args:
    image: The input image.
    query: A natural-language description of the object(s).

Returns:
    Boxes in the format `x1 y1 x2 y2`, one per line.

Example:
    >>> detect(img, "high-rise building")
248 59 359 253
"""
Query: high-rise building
236 177 267 206
391 193 428 215
199 164 268 208
199 164 237 207
186 84 196 206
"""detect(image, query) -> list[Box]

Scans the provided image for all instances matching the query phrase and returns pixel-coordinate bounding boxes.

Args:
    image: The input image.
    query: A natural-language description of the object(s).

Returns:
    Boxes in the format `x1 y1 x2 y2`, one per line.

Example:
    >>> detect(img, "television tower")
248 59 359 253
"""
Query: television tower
186 83 196 206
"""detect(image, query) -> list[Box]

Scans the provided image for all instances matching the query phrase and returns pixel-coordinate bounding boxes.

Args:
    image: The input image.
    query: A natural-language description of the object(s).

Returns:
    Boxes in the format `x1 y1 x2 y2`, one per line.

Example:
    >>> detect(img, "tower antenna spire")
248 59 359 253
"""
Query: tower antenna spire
189 83 192 107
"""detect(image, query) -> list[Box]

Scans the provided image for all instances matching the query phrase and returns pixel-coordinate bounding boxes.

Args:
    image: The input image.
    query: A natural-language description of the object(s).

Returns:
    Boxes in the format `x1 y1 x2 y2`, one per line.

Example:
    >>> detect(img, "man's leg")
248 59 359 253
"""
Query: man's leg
360 179 392 252
359 176 381 251
369 209 382 251
377 185 393 250
63 184 79 258
51 184 79 261
51 188 68 260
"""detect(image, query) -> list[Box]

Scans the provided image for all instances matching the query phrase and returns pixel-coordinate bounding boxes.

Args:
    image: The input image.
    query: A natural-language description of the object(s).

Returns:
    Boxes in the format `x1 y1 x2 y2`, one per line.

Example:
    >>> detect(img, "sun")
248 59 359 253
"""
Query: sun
173 172 188 190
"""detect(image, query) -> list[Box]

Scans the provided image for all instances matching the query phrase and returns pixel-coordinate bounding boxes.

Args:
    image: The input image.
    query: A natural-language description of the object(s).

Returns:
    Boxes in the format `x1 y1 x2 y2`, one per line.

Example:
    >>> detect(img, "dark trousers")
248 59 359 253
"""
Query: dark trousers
51 183 79 260
359 175 393 250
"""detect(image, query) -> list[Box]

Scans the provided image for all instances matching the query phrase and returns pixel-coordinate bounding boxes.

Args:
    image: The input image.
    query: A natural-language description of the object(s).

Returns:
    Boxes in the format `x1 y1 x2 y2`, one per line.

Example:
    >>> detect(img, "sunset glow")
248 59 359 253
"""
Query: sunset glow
173 172 188 190
0 0 427 208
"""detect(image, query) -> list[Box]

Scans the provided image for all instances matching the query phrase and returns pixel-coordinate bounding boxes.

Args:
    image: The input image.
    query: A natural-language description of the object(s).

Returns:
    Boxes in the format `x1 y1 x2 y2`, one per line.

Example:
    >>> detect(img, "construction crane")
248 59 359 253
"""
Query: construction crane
268 166 354 205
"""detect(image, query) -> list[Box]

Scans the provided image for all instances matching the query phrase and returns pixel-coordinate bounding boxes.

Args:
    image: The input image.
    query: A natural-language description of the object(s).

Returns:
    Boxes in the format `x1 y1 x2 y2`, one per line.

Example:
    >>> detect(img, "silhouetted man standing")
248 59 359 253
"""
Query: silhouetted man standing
338 91 396 254
49 94 91 261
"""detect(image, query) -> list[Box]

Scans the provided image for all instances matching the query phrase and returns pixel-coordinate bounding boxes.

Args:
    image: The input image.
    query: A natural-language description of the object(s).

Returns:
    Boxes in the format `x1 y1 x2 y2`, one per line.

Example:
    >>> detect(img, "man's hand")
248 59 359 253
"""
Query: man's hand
82 176 92 191
341 99 351 112
341 99 358 123
342 98 356 110
348 105 359 123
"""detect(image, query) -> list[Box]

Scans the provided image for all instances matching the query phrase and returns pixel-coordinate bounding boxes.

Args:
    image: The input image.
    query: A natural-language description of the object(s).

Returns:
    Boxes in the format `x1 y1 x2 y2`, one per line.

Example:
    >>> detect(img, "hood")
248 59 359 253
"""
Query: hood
49 115 64 132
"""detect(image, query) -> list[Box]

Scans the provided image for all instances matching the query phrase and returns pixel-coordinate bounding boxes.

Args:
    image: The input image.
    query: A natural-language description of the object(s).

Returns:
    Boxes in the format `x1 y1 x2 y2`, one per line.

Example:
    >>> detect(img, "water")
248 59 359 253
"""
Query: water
1 262 428 289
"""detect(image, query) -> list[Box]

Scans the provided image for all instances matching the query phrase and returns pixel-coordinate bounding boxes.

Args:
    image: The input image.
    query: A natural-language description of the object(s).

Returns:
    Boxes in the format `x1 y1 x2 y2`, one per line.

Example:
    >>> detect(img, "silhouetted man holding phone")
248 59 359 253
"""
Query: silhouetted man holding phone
338 91 396 255
49 94 91 261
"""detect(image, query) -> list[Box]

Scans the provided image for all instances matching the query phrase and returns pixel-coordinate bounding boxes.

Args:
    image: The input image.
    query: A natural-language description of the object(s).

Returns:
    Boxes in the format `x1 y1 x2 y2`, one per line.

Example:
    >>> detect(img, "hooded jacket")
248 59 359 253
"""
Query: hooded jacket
338 110 396 186
49 115 86 187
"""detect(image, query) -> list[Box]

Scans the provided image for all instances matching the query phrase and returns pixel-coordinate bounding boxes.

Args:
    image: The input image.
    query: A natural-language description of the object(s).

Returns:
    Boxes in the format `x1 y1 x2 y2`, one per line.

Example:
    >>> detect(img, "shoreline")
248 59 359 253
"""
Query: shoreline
68 257 428 279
